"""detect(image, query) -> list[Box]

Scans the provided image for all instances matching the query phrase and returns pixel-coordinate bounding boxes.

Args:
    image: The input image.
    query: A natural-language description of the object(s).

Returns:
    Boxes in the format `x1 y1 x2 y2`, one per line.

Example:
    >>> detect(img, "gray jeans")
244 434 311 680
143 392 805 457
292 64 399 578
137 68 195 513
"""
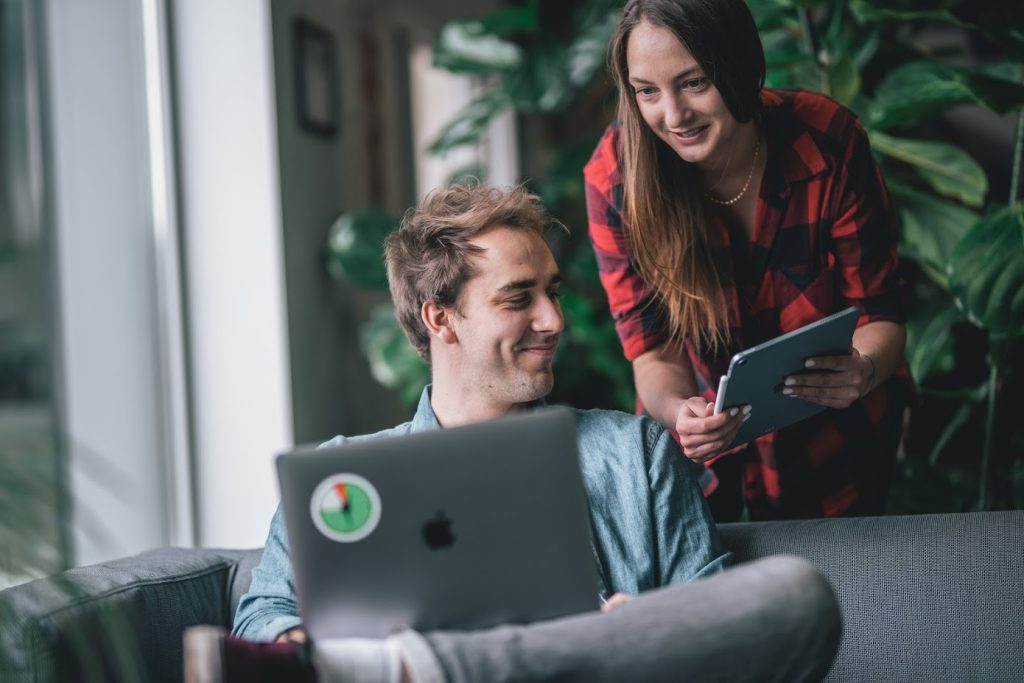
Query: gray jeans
412 555 841 683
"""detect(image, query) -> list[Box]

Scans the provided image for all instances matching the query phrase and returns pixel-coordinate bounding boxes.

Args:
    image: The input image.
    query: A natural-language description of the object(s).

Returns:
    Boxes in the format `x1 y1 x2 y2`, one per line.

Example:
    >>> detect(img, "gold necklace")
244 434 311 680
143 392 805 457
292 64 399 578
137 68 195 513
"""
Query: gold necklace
704 136 760 206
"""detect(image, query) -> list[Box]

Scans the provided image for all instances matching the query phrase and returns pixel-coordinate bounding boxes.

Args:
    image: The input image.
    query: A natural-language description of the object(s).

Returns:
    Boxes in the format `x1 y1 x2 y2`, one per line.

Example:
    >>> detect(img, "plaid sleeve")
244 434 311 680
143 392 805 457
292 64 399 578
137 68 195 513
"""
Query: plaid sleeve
828 117 904 327
584 128 668 361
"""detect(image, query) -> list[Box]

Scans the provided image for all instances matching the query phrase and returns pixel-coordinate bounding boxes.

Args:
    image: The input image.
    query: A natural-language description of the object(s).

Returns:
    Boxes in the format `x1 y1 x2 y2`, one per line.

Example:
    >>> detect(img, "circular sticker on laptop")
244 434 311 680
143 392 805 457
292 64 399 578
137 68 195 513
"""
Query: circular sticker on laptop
310 474 382 542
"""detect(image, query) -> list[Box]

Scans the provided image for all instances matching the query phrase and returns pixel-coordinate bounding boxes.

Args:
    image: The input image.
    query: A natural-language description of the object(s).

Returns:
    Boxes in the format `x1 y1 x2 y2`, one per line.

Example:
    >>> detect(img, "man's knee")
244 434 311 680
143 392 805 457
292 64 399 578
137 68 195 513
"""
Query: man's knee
752 555 842 674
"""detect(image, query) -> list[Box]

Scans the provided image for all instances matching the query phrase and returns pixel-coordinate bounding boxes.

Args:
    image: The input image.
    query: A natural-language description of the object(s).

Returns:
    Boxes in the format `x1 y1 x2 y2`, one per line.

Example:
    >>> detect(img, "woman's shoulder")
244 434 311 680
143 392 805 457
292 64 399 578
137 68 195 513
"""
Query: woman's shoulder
763 88 863 142
583 122 622 190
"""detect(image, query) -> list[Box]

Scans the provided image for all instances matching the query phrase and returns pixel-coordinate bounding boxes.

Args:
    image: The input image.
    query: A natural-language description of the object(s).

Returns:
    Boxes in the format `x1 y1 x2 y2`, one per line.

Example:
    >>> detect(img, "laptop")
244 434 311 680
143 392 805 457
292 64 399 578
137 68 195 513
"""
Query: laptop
275 406 601 639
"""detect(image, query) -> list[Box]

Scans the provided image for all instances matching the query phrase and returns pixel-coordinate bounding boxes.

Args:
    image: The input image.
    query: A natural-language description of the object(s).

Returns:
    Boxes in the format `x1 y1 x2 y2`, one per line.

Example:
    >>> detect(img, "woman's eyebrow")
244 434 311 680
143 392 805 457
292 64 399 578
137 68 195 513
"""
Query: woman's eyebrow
629 66 703 86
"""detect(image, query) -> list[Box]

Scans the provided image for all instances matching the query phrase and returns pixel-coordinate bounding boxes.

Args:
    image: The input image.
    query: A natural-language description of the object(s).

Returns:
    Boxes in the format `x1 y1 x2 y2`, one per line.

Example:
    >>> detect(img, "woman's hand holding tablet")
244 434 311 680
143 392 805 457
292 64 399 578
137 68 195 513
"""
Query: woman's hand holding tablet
710 307 861 451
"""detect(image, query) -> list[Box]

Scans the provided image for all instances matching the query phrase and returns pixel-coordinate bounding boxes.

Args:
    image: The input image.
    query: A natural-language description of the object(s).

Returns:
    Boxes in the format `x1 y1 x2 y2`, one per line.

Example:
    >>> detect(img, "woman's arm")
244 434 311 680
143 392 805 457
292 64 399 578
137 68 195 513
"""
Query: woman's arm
634 345 747 462
783 320 905 408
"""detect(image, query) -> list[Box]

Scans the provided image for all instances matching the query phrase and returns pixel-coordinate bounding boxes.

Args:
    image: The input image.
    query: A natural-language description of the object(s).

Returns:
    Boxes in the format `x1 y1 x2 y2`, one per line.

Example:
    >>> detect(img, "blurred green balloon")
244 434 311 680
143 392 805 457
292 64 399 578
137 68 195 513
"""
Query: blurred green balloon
327 209 398 289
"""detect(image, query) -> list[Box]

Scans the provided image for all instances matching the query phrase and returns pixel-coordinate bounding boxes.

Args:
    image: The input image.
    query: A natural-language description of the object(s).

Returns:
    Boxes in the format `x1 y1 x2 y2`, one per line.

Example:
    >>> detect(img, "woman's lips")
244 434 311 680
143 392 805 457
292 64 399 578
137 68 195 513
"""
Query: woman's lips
670 125 708 144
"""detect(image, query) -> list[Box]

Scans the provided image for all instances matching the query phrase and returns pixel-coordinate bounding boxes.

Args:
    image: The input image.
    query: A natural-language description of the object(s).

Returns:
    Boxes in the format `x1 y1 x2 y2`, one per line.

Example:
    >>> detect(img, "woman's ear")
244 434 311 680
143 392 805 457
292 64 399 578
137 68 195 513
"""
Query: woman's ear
421 301 458 345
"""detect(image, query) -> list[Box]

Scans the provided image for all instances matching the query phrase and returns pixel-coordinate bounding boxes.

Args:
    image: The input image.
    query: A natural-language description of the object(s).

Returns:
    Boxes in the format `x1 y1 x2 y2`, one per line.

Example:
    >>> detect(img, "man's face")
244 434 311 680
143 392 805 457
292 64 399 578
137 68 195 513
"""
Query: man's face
448 227 563 406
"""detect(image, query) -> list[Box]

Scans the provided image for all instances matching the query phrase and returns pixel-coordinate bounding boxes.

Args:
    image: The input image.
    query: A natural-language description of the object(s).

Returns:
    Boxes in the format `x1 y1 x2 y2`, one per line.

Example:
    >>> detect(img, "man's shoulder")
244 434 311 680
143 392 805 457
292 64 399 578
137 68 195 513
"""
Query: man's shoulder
318 421 415 449
572 407 667 454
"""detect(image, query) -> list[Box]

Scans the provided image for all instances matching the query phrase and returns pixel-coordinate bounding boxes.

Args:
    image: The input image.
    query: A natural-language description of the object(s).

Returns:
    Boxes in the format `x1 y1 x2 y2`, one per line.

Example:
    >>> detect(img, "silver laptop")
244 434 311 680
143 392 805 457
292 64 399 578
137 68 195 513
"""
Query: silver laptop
275 406 601 639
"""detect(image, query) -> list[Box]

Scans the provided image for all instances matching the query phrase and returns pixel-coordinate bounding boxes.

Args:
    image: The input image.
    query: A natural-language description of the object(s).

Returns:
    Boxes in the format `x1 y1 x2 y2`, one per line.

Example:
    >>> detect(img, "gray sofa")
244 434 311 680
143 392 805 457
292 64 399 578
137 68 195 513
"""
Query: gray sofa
2 511 1021 682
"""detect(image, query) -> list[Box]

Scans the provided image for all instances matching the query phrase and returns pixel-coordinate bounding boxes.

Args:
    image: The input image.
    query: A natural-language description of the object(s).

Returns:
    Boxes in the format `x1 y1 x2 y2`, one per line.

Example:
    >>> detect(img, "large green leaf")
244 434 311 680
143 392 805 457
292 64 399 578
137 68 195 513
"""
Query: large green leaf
905 297 961 384
850 1 970 27
326 209 398 289
851 28 880 70
481 4 539 37
433 20 522 74
428 88 511 154
826 56 860 106
359 304 429 406
870 62 978 130
889 180 978 289
510 42 572 112
870 62 1024 129
564 6 620 89
872 132 988 207
948 204 1024 339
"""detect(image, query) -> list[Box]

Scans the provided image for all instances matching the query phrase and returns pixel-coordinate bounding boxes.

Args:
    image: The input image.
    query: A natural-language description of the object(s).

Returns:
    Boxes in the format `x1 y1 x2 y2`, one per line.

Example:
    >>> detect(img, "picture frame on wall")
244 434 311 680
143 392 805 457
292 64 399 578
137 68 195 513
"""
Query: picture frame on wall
293 18 338 138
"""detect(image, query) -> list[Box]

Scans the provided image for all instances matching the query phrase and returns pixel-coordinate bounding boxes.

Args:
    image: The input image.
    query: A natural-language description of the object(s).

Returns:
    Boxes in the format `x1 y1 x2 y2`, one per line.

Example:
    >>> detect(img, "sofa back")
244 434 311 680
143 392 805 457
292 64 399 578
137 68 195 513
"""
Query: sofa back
718 511 1024 682
222 512 1024 681
3 512 1021 682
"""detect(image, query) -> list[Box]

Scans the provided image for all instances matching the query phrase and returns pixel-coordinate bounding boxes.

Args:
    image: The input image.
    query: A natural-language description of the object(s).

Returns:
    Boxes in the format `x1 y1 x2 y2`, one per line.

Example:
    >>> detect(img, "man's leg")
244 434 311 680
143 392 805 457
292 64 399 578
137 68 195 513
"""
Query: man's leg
187 556 840 683
415 555 841 683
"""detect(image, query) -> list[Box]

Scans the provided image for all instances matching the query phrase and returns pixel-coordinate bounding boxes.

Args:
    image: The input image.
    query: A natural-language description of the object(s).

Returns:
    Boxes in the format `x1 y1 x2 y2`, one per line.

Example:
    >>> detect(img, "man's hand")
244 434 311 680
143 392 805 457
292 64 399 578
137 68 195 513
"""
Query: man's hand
783 348 873 409
601 592 634 613
275 627 307 644
675 397 750 463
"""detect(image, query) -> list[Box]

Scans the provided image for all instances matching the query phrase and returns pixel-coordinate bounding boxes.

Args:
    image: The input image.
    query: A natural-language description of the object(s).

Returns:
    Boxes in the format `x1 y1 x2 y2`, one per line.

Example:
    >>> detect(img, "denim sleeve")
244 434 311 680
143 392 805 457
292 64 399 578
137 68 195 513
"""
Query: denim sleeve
645 421 733 583
231 505 303 641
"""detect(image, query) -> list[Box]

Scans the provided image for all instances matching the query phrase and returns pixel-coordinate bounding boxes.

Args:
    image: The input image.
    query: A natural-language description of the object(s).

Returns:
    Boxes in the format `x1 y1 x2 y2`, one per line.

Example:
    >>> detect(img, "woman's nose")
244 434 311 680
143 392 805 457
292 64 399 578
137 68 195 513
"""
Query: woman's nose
663 93 688 129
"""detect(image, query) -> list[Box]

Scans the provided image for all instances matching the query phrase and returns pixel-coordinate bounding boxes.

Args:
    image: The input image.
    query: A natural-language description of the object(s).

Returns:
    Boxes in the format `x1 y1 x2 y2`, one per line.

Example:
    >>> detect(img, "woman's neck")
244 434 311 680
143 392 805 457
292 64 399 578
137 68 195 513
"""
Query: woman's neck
698 122 761 195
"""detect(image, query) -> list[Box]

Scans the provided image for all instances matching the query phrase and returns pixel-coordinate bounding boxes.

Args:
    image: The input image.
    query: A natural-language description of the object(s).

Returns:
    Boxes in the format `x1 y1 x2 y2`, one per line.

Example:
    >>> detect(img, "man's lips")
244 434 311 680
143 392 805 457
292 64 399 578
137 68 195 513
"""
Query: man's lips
519 342 559 356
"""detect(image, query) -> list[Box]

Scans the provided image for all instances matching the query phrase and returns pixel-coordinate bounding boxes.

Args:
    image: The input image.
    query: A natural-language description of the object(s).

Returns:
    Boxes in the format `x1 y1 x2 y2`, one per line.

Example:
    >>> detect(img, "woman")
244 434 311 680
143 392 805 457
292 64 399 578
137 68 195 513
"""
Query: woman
584 0 910 520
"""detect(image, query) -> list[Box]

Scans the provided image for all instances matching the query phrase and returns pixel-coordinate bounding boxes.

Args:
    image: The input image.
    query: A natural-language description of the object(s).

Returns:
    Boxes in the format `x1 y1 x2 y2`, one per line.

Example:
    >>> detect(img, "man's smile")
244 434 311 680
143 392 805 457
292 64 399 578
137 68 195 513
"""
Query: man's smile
517 339 560 357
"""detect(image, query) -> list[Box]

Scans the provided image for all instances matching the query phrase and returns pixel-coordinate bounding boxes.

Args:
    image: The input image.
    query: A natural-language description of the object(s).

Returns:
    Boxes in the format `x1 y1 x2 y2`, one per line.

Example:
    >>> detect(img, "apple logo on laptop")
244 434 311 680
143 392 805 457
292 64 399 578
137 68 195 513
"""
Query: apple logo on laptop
422 510 455 549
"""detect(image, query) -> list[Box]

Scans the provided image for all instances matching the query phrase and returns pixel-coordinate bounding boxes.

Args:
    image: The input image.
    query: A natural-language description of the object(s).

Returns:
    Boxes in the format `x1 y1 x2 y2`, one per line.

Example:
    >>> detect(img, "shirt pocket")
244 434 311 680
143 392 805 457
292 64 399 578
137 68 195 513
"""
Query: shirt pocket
773 263 836 332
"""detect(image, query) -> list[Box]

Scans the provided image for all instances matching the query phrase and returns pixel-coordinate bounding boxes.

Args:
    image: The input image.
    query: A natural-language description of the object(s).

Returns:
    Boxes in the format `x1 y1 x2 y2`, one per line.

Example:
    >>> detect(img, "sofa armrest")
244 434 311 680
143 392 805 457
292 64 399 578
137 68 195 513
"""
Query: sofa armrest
719 511 1024 682
0 547 253 683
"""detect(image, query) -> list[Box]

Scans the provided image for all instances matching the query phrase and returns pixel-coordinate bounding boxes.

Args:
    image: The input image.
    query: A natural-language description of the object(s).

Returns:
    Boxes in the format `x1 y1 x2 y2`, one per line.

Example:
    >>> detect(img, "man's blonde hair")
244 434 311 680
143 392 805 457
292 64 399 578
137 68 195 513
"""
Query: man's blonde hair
385 183 552 360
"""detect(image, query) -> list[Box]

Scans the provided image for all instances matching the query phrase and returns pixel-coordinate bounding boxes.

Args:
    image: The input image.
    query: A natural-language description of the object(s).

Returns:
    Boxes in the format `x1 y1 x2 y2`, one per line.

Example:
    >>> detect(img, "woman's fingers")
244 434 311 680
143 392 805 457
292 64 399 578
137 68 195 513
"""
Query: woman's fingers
783 370 859 388
784 349 871 408
675 399 749 459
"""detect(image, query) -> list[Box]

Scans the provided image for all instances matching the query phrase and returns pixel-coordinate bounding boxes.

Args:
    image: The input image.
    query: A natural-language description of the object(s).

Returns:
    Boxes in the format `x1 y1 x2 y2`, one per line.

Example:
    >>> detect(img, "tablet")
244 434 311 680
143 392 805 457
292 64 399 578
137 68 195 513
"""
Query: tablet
713 306 860 449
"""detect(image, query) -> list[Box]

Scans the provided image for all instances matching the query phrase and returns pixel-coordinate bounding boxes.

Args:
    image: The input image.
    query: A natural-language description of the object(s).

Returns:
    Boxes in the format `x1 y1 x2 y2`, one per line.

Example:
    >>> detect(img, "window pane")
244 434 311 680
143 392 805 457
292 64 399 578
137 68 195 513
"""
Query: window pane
0 0 66 588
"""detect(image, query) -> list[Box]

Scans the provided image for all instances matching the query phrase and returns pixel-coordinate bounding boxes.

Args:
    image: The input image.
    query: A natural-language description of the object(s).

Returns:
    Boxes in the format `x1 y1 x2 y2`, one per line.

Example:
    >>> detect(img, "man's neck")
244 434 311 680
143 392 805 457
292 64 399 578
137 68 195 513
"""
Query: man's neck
428 381 522 429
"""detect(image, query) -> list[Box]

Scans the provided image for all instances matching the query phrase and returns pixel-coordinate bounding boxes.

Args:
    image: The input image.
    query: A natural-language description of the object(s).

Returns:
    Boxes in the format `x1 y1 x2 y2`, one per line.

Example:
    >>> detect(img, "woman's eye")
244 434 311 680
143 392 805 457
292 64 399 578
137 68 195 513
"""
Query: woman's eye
635 86 656 98
683 77 708 91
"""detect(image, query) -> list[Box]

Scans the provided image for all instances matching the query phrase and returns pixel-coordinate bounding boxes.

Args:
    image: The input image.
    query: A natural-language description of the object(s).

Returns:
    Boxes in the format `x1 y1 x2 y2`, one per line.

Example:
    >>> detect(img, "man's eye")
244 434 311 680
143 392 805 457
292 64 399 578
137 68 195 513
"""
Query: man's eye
548 290 561 300
508 296 531 307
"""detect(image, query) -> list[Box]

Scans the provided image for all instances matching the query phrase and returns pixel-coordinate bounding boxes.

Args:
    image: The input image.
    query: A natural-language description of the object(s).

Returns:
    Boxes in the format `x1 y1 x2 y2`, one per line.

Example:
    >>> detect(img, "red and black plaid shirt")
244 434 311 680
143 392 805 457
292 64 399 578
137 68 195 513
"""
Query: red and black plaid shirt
584 89 911 520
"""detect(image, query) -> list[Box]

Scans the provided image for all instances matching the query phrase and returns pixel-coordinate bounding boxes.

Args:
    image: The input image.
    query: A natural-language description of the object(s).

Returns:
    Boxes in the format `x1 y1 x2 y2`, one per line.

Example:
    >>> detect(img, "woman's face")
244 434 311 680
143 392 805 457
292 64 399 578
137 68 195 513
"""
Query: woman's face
625 21 742 171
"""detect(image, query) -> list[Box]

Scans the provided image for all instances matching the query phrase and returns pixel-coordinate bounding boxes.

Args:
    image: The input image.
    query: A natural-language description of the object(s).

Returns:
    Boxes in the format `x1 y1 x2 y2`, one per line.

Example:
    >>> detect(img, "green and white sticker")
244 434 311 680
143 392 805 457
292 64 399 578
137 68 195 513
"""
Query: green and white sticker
310 474 381 542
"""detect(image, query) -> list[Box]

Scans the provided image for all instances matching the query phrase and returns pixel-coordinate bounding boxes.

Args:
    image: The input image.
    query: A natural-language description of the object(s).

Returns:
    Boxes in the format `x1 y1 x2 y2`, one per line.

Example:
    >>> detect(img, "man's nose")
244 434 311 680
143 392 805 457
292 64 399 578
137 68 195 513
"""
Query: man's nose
534 296 564 335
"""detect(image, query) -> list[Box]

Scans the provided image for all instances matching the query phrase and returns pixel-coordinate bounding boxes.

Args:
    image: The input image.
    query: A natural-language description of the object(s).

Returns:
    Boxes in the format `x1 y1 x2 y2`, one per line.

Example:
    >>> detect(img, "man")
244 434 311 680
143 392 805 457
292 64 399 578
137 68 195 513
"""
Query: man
190 184 839 683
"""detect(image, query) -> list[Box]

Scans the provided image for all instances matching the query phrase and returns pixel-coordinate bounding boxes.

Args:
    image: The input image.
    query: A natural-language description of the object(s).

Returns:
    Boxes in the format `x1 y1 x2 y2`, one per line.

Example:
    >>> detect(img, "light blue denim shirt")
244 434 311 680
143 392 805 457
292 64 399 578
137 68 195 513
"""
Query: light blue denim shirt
233 387 732 641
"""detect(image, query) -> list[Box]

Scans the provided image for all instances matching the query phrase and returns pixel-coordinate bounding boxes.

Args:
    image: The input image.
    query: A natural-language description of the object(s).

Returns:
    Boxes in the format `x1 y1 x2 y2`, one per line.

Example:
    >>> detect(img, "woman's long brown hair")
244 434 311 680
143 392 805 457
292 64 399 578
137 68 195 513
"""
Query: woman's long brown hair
609 0 765 355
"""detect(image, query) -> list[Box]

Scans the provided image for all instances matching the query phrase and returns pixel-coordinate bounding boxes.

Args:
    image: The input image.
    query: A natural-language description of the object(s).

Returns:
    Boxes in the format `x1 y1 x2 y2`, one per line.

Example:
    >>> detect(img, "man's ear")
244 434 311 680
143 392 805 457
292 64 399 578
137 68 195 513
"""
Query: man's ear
421 301 458 345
